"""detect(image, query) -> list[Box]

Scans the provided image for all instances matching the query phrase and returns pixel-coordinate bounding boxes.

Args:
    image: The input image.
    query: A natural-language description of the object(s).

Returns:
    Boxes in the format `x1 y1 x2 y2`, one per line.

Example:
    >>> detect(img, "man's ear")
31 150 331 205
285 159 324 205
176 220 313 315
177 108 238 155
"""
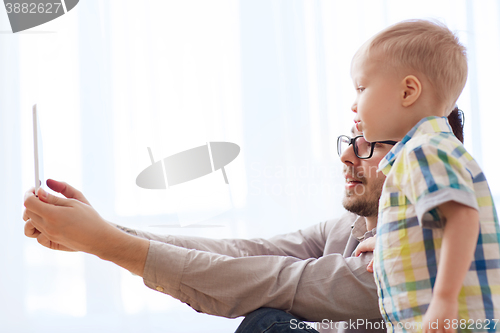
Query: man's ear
400 75 422 107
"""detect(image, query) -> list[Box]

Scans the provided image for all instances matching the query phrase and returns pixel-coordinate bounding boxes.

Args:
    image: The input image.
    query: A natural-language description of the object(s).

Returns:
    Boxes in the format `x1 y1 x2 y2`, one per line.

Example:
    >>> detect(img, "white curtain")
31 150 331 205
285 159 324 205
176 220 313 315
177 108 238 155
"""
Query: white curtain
1 0 499 332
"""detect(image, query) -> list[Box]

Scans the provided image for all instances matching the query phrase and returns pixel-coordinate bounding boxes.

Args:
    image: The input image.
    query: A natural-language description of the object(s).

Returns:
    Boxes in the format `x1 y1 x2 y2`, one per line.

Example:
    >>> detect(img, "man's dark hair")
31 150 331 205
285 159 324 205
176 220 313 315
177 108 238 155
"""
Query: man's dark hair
447 107 464 143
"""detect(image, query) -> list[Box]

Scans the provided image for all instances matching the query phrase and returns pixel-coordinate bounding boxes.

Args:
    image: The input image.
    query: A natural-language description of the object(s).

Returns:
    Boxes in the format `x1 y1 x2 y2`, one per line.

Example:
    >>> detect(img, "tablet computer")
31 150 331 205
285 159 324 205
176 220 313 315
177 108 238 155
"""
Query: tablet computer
33 104 45 197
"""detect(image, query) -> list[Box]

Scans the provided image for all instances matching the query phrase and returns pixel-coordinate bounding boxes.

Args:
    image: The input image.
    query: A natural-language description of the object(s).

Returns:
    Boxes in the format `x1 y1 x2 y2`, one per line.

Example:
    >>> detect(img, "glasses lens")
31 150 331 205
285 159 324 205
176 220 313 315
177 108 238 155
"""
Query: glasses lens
354 136 373 158
338 136 351 156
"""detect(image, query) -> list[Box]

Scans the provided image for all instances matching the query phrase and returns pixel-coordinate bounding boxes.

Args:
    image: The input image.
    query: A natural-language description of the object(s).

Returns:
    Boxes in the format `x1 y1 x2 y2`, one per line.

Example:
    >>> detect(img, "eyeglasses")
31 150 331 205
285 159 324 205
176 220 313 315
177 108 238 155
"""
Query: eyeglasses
337 135 398 159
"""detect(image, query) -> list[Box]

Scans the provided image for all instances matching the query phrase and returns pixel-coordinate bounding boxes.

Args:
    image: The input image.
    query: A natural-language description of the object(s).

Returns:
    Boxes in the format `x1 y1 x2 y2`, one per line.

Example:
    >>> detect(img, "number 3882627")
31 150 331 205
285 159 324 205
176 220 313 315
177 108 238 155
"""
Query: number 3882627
5 3 62 14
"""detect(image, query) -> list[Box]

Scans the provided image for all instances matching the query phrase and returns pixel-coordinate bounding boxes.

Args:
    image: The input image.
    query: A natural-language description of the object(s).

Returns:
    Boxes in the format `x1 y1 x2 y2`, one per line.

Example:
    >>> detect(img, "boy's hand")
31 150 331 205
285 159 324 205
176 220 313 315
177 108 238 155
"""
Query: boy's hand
354 235 377 272
422 295 458 333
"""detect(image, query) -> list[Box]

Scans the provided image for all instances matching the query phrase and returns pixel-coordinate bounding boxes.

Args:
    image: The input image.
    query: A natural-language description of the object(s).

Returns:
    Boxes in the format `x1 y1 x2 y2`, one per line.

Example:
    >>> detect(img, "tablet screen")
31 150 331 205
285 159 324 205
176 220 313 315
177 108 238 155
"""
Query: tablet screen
33 104 45 197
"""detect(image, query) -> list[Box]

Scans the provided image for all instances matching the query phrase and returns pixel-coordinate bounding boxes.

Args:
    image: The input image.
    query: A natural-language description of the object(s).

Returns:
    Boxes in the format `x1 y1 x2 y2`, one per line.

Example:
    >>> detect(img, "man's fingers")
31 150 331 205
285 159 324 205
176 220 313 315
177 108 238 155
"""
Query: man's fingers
354 236 377 257
354 245 362 257
38 188 73 207
354 241 369 257
24 219 41 238
25 188 72 220
46 179 90 205
24 188 36 202
367 258 374 273
23 208 30 221
36 233 77 252
24 191 49 218
25 210 47 234
36 233 55 250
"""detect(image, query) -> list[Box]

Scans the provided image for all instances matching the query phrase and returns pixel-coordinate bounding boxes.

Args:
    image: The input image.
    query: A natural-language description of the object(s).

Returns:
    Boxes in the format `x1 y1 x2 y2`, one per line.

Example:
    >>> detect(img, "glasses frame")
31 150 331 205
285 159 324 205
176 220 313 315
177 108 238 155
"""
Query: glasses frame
337 135 398 159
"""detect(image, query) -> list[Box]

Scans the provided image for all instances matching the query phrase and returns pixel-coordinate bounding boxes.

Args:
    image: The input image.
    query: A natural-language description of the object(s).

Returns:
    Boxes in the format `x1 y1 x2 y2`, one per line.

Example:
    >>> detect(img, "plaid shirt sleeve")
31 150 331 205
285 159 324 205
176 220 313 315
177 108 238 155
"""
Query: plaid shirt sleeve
397 142 479 228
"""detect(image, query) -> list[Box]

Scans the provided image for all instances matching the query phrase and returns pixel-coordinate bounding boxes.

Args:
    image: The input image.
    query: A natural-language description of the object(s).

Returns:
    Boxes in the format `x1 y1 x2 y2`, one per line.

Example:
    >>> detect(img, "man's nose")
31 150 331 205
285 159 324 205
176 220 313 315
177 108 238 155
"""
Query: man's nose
340 143 359 166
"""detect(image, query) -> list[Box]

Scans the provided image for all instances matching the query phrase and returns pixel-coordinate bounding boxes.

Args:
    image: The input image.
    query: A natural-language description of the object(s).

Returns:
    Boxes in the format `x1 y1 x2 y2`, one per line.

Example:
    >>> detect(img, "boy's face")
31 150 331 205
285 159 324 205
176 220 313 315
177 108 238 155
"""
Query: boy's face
350 50 404 142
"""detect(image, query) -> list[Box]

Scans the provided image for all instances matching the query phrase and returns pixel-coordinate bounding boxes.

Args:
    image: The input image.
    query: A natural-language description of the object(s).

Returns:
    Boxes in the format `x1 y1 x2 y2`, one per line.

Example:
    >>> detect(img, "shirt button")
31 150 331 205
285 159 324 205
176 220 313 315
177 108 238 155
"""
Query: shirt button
156 286 164 292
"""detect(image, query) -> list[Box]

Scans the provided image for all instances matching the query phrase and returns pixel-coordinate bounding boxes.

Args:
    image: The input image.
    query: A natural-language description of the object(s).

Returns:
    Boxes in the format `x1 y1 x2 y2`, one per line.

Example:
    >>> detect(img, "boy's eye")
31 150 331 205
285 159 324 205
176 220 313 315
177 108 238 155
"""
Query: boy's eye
357 87 365 92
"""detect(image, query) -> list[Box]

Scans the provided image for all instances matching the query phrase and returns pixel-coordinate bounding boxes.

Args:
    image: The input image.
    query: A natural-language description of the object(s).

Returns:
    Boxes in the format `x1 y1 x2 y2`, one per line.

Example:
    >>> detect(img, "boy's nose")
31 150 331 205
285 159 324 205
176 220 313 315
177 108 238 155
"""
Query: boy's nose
351 101 357 113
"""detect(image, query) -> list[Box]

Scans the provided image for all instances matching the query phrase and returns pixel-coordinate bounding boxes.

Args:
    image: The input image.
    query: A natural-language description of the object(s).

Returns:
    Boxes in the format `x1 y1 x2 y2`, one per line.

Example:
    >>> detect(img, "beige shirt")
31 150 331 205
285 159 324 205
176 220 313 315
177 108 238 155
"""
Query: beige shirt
122 212 383 331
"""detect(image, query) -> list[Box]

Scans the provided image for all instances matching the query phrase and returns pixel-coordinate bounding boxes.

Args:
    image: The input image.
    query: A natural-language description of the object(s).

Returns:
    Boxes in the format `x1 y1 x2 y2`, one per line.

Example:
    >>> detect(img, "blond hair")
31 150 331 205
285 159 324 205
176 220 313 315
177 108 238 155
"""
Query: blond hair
363 19 467 112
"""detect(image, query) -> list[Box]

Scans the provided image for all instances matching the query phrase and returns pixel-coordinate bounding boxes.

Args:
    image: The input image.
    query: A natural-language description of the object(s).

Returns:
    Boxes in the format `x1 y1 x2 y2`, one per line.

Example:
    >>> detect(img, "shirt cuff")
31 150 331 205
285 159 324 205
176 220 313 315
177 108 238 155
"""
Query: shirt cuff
134 229 152 239
415 188 479 228
113 223 139 237
142 240 189 299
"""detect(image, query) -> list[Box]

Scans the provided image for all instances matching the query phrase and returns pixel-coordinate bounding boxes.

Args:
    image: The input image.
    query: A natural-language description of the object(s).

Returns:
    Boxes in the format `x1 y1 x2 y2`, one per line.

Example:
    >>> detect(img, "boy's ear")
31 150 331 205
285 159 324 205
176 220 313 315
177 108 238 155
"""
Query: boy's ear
400 75 422 107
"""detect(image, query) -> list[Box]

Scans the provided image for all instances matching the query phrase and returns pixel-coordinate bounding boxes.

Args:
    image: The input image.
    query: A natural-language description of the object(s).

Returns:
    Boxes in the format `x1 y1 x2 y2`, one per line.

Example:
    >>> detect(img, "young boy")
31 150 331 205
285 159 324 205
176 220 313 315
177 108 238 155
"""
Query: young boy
351 20 500 332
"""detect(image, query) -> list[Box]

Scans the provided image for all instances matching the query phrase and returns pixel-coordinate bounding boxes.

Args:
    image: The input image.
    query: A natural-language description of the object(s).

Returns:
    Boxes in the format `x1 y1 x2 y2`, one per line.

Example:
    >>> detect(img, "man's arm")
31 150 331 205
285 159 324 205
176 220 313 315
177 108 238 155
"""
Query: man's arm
115 222 328 259
24 182 379 321
140 239 380 321
29 179 329 259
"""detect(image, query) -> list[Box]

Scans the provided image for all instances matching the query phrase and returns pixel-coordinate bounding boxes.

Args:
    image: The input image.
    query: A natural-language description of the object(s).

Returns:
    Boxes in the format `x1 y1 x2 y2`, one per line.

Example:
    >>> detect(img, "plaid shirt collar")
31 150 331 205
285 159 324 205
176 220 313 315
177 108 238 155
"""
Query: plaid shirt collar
378 116 453 176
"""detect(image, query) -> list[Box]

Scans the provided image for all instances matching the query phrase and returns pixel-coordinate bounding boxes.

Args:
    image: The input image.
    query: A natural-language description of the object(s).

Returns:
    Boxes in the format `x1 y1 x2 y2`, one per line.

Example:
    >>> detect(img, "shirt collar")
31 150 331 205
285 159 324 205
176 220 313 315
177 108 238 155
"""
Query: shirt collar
378 116 453 175
351 215 377 241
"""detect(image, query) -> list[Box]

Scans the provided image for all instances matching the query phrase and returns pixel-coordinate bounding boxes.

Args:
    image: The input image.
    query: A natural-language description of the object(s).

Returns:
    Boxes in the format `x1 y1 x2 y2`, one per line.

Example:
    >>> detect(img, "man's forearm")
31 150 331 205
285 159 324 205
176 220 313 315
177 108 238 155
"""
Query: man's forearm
95 226 150 276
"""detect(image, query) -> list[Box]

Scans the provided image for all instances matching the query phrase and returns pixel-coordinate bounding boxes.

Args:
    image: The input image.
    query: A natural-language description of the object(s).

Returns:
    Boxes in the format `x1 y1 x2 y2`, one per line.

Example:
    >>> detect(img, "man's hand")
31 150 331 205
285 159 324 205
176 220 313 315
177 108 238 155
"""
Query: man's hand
354 236 376 272
23 179 150 276
23 180 116 256
23 179 91 252
422 295 458 333
24 217 76 251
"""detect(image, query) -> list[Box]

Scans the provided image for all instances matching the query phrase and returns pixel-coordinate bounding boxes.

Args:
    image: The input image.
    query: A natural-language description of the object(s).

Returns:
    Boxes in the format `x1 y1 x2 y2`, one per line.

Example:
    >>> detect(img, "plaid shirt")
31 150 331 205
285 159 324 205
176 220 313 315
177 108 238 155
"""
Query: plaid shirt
374 116 500 332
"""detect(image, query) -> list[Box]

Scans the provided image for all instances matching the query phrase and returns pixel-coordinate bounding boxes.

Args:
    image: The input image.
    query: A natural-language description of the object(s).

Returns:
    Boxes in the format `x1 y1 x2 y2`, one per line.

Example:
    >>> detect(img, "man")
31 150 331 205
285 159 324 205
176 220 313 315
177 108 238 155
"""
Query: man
23 110 464 332
234 127 396 333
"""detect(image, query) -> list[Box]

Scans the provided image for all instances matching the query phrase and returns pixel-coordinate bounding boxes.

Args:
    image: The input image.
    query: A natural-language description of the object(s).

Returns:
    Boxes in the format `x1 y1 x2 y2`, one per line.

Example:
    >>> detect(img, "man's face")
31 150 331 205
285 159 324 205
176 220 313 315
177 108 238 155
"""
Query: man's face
350 50 402 142
340 128 392 217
